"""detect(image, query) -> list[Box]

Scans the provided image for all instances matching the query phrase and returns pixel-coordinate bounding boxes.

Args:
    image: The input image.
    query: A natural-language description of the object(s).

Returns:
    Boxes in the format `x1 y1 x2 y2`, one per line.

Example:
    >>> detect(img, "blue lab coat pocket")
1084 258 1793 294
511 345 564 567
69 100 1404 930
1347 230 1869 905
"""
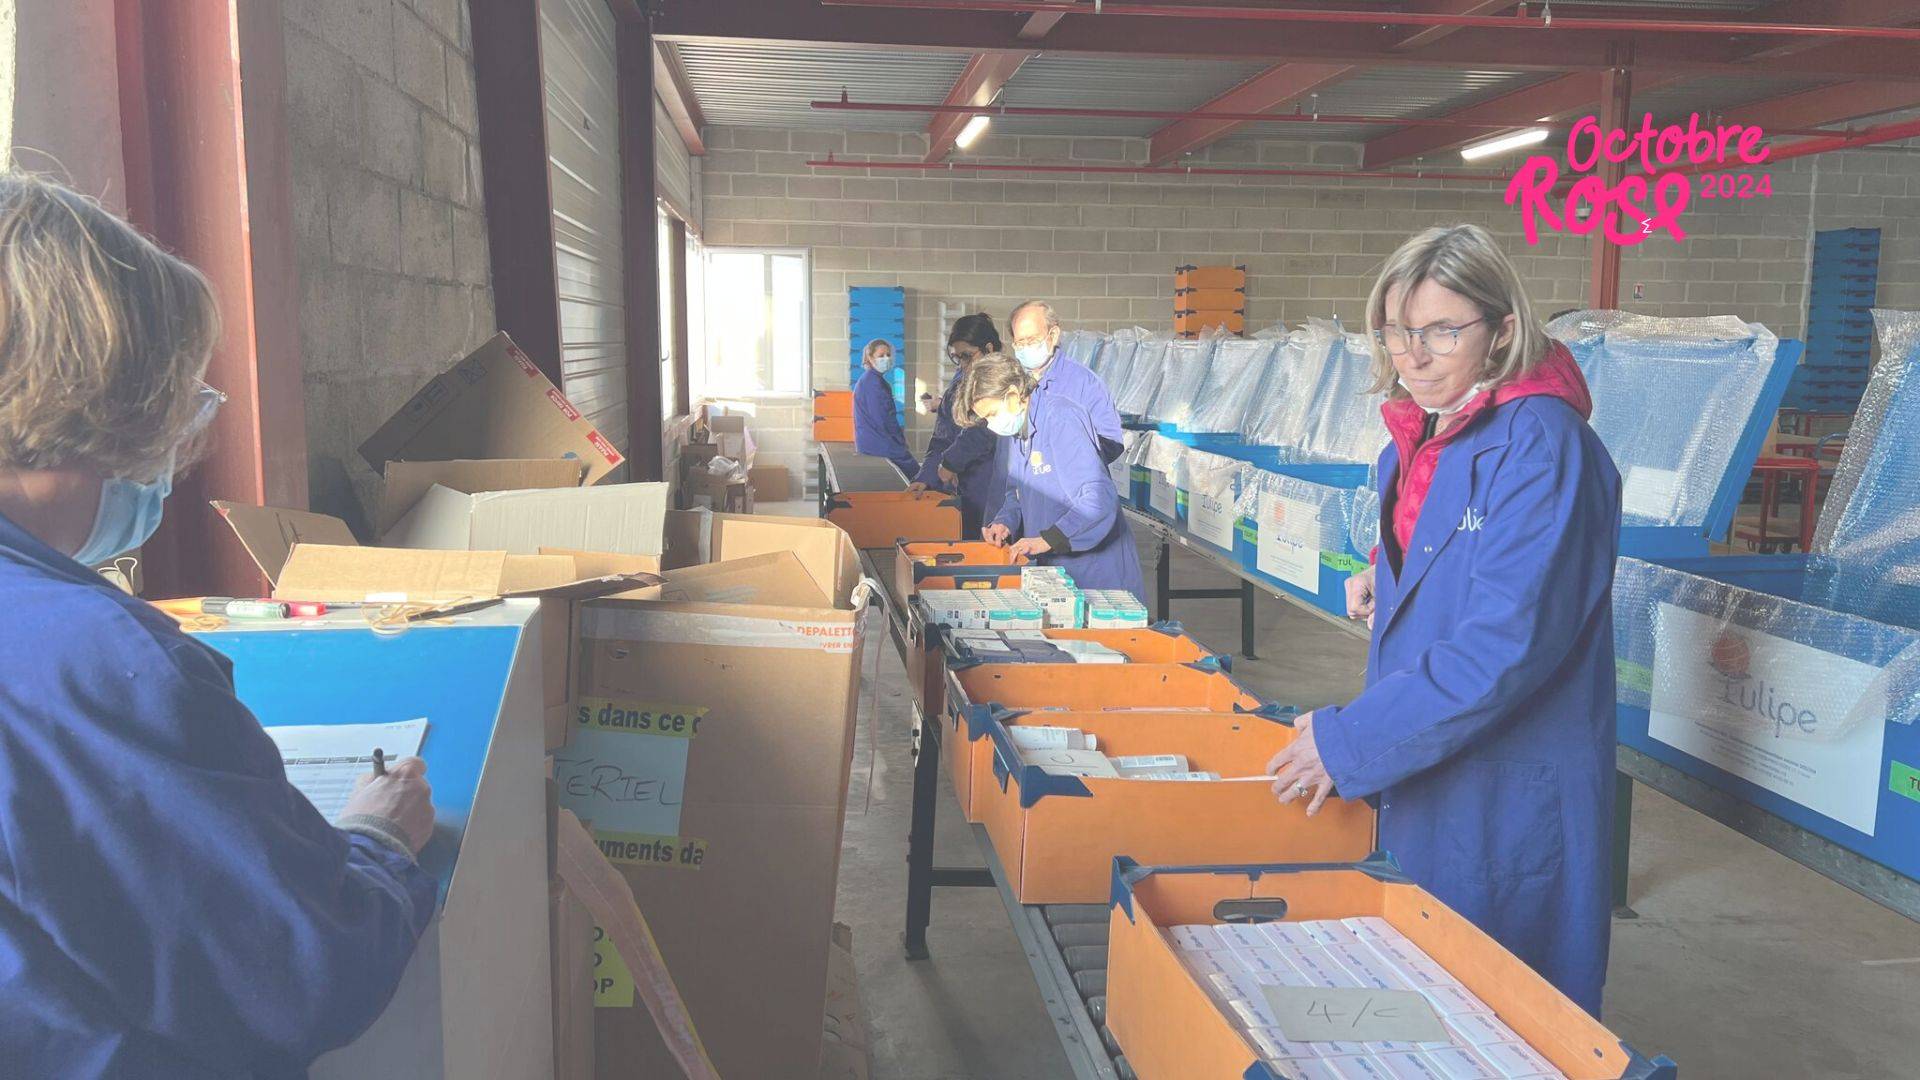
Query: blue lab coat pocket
1447 760 1564 884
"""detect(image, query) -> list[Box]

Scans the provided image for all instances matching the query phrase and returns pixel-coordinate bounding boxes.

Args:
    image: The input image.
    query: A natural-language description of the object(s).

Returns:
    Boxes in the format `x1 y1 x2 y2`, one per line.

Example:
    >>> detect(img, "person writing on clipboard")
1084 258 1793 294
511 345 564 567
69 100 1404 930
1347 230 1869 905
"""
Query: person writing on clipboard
0 175 436 1076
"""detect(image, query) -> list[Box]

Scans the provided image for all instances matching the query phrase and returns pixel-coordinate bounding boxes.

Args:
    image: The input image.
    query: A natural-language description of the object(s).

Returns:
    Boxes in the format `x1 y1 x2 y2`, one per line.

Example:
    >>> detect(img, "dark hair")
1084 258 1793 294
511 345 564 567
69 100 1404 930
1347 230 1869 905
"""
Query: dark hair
956 352 1037 427
947 312 1002 353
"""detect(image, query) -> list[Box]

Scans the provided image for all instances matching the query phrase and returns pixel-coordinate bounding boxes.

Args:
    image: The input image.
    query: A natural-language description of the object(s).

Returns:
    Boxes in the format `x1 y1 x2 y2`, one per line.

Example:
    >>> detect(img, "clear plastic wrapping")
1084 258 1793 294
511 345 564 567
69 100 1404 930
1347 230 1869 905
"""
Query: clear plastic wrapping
1180 447 1248 499
1058 329 1104 369
1548 310 1784 528
1613 558 1917 742
1801 309 1920 628
1146 336 1218 427
1094 327 1148 396
1116 337 1171 417
1291 321 1389 465
1241 323 1338 448
1234 468 1355 554
1111 428 1147 491
1346 484 1381 559
1185 337 1281 434
1142 432 1188 488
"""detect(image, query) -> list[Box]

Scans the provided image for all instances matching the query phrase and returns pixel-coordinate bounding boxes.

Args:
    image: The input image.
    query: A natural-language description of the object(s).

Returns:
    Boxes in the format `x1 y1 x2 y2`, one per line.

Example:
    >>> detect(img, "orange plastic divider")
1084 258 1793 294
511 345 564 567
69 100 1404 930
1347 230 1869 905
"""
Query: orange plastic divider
812 390 854 417
1174 309 1247 335
893 541 1027 602
1109 865 1652 1080
812 416 854 443
974 711 1375 903
1174 265 1247 291
1176 287 1248 310
824 490 962 549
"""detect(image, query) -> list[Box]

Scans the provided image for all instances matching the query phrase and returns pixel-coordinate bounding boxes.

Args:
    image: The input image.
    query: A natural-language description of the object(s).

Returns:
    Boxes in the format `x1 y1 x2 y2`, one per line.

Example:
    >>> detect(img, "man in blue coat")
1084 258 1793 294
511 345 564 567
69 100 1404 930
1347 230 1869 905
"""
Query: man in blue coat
1008 301 1126 464
1267 225 1623 1016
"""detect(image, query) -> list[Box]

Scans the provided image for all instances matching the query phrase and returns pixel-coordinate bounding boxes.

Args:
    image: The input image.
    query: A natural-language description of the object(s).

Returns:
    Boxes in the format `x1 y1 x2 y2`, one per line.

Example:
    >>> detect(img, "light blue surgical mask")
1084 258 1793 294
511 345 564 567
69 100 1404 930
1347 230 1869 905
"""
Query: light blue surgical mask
871 354 894 374
1014 343 1052 370
986 409 1028 438
72 381 225 567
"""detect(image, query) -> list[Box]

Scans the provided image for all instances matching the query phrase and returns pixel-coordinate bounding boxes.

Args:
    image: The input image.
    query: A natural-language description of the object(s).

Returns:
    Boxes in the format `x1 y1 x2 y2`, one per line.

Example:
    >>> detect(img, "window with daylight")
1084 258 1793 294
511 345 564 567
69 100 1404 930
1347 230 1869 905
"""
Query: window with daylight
700 248 810 396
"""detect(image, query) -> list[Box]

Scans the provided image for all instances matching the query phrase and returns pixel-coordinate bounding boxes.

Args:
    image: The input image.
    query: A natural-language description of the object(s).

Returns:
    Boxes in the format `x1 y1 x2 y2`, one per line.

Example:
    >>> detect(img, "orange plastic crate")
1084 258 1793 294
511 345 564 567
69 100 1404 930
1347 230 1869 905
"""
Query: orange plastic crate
1174 264 1247 291
812 415 854 443
824 490 962 549
1174 309 1246 335
893 540 1028 602
813 389 854 417
1176 287 1249 310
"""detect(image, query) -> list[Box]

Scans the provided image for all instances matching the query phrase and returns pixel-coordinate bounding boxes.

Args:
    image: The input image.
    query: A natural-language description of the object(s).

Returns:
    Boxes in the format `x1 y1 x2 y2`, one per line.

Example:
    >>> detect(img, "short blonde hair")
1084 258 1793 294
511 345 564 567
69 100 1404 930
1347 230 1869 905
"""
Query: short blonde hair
956 352 1037 426
0 173 219 481
1364 224 1546 397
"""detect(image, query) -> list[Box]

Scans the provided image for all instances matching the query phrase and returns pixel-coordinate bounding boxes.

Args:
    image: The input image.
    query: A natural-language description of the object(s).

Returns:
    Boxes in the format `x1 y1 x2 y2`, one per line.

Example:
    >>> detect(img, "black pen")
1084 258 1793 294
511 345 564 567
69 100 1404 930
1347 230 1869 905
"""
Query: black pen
372 747 387 778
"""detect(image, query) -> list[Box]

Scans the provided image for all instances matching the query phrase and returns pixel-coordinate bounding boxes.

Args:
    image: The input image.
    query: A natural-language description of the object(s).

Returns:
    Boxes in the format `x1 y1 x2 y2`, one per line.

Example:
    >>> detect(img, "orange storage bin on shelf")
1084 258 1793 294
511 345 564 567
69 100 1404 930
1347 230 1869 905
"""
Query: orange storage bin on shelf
1107 858 1677 1080
812 390 855 442
973 710 1374 903
892 540 1028 602
1174 264 1247 291
1176 288 1248 311
943 661 1271 821
824 490 962 549
1175 309 1246 336
812 416 855 443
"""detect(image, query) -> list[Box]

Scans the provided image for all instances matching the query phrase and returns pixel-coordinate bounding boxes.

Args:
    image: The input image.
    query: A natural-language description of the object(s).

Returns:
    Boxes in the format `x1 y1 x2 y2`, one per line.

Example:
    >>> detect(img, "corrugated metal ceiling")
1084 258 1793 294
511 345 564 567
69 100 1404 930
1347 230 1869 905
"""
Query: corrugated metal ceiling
1226 66 1550 143
669 42 970 132
990 54 1277 138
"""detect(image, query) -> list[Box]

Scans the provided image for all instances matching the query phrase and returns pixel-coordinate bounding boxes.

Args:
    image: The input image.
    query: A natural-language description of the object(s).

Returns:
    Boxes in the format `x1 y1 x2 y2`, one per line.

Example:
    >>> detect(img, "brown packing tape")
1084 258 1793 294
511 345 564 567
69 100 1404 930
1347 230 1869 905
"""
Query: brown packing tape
555 809 719 1080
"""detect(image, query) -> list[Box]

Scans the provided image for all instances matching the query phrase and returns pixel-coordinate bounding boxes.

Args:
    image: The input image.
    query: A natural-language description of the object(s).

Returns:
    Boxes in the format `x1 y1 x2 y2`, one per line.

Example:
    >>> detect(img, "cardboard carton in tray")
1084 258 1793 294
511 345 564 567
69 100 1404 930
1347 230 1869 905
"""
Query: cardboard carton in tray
358 332 626 484
569 514 869 1080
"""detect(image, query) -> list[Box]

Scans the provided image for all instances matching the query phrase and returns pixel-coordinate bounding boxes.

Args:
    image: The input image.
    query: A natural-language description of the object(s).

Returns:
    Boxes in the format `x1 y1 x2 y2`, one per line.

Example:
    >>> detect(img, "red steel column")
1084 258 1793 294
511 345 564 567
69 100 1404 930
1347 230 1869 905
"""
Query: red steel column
1588 43 1633 312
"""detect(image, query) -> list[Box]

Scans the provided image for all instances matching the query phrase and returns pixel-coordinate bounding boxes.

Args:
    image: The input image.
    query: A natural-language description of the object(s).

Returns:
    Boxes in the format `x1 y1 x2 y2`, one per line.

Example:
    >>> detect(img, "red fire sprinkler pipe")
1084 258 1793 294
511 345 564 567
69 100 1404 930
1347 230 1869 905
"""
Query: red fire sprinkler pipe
805 155 1511 184
820 0 1920 42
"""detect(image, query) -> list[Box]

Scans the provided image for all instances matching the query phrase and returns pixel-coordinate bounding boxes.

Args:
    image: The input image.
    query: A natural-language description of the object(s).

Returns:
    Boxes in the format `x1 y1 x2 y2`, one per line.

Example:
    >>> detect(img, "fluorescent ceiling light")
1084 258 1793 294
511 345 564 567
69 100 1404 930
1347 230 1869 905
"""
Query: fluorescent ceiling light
1460 127 1549 161
955 114 991 149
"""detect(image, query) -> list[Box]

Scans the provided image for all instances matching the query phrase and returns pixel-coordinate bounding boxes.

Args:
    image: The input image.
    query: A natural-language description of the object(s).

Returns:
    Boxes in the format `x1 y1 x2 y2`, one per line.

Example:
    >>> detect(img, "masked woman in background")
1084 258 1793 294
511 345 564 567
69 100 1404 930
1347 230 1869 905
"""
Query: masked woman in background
852 336 917 479
909 313 1003 536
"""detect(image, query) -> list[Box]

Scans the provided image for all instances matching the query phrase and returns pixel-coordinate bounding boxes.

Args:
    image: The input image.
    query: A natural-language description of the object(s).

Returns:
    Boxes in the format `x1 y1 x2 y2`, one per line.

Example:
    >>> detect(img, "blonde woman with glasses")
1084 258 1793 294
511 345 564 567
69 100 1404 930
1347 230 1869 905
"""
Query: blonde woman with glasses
1265 224 1624 1016
0 174 435 1075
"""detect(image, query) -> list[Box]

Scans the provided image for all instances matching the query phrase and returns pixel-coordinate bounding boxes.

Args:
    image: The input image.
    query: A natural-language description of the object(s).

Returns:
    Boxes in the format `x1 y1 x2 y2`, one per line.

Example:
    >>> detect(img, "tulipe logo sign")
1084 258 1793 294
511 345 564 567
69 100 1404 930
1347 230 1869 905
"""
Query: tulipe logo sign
1505 113 1773 246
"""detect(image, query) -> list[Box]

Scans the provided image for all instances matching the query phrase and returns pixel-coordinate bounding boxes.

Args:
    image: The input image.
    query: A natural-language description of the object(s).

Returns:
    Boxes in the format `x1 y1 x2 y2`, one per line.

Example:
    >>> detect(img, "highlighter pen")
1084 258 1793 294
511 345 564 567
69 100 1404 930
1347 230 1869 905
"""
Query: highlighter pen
200 598 290 619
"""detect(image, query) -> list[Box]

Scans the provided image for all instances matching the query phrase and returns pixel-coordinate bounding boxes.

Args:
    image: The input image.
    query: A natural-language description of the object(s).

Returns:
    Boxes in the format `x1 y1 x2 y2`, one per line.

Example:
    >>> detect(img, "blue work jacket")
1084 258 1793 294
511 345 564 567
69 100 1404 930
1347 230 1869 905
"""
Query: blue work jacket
990 394 1145 601
1312 394 1623 1015
853 368 918 478
0 513 435 1077
1034 350 1126 464
914 369 1000 535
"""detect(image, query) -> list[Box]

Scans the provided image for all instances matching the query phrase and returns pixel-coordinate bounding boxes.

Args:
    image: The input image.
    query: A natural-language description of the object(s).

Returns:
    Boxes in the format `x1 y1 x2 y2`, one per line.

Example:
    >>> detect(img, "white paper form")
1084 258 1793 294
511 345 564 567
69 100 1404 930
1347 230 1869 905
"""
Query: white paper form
263 719 429 822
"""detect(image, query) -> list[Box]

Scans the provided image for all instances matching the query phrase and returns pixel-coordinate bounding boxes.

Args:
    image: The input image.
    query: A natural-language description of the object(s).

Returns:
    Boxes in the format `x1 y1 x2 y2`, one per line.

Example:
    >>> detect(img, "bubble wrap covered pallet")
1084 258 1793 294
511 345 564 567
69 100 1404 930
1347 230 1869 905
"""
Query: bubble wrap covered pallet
1185 337 1281 435
1058 328 1104 369
1549 310 1785 529
1242 319 1387 465
1117 338 1171 417
1146 337 1217 427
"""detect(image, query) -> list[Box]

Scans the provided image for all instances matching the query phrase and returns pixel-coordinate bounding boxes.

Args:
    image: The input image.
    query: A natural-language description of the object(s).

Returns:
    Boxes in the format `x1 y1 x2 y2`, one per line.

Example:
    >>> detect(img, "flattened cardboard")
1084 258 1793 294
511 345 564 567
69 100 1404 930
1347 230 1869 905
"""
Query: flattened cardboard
357 332 626 483
271 544 577 604
380 458 588 534
617 552 829 608
383 482 670 557
211 501 360 583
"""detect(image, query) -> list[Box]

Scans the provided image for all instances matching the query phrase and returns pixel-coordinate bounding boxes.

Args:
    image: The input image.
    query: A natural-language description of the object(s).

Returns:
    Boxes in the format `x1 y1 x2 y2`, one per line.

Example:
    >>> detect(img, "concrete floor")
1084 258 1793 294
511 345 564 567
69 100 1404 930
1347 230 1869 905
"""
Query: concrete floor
776 503 1920 1079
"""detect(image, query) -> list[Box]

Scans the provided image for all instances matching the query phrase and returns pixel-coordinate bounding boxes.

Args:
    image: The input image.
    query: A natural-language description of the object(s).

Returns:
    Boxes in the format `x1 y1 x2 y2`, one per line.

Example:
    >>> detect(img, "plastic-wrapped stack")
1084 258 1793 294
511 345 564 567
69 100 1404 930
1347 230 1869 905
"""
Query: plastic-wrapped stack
1803 309 1920 628
1117 337 1172 418
1549 310 1785 528
1291 320 1389 465
1347 485 1382 562
1146 336 1217 427
1241 321 1342 452
1058 328 1105 369
1185 335 1281 435
1238 468 1358 557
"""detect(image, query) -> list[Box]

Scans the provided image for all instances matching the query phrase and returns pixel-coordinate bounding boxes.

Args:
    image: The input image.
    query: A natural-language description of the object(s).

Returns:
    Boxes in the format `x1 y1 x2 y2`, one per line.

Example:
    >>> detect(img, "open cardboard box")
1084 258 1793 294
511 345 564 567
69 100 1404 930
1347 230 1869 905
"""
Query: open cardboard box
211 499 663 750
377 458 588 535
565 513 868 1080
358 332 627 486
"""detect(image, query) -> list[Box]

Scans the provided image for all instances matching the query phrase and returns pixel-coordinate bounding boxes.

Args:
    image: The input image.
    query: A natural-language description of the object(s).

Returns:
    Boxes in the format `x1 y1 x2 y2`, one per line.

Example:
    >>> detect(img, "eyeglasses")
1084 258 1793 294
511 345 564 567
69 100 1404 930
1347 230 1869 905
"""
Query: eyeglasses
1011 335 1050 351
949 347 981 363
1373 318 1486 357
188 381 227 436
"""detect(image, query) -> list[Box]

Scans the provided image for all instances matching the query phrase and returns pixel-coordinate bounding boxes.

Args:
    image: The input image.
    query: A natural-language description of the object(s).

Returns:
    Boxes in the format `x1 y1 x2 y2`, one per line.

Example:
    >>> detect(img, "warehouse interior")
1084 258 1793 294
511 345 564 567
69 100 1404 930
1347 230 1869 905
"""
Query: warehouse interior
5 1 1920 1078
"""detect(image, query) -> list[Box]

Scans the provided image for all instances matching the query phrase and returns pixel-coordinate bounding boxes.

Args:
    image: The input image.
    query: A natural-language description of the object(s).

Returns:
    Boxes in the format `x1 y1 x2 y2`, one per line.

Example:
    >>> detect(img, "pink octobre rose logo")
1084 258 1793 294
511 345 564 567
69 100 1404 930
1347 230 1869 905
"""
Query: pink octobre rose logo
1506 113 1773 246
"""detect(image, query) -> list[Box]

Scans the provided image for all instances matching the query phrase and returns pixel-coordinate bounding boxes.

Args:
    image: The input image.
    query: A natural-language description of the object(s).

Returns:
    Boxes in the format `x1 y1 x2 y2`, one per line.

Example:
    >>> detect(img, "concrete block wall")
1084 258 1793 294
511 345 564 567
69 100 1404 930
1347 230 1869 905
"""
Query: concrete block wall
284 0 495 534
698 124 1919 486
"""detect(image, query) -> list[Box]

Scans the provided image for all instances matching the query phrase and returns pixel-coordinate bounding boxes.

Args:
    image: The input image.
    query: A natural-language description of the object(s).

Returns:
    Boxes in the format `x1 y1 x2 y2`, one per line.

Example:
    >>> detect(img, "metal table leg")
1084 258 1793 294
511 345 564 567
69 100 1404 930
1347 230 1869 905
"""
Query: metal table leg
904 703 941 959
1240 580 1258 660
1612 770 1638 919
1154 539 1172 624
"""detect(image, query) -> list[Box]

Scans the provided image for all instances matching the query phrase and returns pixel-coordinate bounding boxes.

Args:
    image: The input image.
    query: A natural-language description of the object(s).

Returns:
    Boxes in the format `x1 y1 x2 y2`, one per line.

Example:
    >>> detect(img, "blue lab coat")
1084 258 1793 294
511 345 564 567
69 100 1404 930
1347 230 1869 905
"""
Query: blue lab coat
990 393 1145 601
1034 349 1126 464
853 367 918 478
0 513 436 1078
1311 394 1622 1016
913 369 1000 536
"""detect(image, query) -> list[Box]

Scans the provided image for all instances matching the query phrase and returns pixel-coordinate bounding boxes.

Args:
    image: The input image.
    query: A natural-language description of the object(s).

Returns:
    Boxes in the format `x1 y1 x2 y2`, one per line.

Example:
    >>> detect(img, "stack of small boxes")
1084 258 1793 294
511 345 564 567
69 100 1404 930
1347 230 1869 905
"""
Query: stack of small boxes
1009 728 1222 781
1175 264 1248 338
1085 590 1150 629
1021 566 1086 629
920 589 1045 630
1169 919 1568 1079
924 570 1150 633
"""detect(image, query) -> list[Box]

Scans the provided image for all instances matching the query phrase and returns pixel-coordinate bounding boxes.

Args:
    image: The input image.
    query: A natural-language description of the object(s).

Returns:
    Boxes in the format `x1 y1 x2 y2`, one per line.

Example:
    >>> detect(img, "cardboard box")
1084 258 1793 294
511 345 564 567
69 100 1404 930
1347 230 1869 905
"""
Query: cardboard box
358 332 626 484
944 663 1271 822
569 515 865 1080
550 876 595 1080
383 481 669 557
706 414 752 464
748 465 791 503
379 458 588 535
1106 859 1674 1080
973 710 1374 903
212 501 660 751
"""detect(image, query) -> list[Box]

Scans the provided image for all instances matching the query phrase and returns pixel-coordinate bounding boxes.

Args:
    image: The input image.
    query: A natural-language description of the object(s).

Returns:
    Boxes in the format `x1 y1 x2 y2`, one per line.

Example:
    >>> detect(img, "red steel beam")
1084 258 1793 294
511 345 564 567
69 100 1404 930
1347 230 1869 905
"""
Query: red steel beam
1364 72 1609 170
926 50 1032 162
809 156 1509 182
816 96 1545 129
1018 7 1069 39
654 43 707 155
1391 0 1517 53
654 1 1920 79
115 0 308 598
1722 80 1920 132
1588 46 1631 312
1148 63 1354 164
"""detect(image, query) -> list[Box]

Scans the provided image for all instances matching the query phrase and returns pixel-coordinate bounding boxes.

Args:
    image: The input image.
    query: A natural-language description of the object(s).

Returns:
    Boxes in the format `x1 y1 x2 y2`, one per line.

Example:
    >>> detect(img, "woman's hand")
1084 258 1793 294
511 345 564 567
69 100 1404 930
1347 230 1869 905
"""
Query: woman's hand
1009 535 1051 560
1345 565 1376 626
982 522 1011 546
1266 711 1335 816
906 481 928 493
938 465 958 487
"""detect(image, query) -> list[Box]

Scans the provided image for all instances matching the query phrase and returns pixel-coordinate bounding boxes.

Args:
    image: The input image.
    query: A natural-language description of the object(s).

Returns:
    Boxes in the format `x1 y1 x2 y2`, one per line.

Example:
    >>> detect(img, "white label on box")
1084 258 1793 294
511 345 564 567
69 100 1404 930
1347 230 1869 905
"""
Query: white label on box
1648 602 1887 835
553 727 688 838
1149 470 1177 517
1256 492 1321 592
1622 464 1682 522
1189 490 1238 549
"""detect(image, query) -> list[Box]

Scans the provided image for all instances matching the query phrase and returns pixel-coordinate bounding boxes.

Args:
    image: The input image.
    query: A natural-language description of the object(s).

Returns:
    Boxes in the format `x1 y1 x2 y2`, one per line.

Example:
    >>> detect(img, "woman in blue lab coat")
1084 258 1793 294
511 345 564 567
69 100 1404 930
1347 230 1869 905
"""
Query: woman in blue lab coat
0 174 437 1076
909 313 1002 536
964 353 1145 602
1265 224 1622 1015
852 337 918 479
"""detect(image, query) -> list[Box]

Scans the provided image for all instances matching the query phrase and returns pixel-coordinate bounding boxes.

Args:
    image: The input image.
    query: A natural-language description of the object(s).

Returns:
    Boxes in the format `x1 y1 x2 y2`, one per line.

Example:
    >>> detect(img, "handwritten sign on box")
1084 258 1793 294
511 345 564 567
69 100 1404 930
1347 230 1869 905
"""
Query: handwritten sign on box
1261 986 1449 1044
